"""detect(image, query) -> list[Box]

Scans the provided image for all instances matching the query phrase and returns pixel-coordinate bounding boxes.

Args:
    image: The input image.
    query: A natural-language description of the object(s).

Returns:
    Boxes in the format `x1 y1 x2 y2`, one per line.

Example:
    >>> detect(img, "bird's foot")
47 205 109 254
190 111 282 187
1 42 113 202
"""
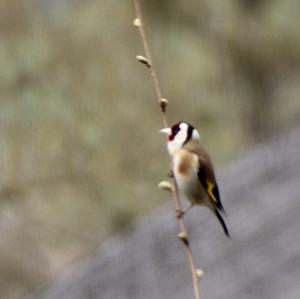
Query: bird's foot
167 170 174 178
176 204 193 219
176 209 185 219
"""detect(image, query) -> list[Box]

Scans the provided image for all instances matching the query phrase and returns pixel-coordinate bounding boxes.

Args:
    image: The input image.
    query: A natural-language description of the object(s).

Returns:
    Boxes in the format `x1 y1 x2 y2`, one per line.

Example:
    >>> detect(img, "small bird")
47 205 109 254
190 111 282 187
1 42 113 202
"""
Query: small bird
160 122 230 238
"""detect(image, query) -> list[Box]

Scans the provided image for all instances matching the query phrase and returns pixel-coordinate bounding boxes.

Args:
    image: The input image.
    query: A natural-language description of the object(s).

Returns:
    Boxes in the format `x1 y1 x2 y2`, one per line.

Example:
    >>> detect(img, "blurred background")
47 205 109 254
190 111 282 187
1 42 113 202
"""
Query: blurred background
0 0 299 298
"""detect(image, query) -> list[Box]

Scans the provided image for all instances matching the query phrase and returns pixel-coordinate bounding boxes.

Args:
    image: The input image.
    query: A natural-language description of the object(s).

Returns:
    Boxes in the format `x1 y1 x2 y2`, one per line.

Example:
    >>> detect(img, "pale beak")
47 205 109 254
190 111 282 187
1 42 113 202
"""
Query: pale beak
159 128 172 135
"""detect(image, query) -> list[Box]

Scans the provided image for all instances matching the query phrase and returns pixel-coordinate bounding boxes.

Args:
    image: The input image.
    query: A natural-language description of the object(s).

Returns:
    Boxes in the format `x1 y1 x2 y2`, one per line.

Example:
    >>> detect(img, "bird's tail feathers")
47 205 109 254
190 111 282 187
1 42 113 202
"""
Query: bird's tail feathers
218 204 227 216
215 209 231 238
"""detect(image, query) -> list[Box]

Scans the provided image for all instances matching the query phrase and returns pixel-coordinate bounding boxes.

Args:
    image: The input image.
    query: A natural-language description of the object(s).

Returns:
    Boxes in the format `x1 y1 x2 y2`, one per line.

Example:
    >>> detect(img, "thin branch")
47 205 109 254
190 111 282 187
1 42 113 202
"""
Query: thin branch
132 0 168 128
132 1 201 298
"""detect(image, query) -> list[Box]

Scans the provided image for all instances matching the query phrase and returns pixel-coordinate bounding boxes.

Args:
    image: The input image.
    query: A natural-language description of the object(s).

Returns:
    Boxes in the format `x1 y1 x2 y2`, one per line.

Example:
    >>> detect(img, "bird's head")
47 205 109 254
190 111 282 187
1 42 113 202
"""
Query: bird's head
160 122 200 155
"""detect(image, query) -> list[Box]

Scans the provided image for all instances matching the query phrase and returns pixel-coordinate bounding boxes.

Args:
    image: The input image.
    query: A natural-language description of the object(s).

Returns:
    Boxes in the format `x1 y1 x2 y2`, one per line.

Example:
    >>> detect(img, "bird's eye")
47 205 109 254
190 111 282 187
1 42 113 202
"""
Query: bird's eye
173 127 180 135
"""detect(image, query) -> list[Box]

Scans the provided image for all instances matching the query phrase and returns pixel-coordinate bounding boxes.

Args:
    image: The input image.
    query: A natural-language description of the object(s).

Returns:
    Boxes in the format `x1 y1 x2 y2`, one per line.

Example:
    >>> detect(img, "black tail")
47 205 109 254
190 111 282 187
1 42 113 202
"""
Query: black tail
218 204 227 217
215 209 231 238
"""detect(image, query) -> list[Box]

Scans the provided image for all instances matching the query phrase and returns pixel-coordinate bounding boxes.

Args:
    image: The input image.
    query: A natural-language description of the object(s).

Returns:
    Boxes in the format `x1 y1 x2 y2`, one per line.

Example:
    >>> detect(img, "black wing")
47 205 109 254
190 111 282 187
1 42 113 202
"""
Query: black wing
197 166 226 215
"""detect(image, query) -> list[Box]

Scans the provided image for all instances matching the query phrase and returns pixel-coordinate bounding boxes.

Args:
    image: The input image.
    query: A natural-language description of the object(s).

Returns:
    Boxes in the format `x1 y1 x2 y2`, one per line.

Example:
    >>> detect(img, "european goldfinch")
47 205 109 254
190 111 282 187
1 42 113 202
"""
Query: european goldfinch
160 122 230 238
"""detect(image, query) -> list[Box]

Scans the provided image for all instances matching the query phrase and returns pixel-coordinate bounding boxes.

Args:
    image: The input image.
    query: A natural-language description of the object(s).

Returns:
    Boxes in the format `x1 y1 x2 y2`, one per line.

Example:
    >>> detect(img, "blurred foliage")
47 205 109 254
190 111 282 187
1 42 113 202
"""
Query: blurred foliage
0 0 299 298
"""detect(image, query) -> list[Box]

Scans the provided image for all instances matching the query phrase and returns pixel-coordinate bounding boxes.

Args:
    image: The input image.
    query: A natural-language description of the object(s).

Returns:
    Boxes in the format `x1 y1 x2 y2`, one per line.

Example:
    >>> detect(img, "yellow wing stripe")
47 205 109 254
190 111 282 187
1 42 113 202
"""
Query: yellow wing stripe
206 180 218 204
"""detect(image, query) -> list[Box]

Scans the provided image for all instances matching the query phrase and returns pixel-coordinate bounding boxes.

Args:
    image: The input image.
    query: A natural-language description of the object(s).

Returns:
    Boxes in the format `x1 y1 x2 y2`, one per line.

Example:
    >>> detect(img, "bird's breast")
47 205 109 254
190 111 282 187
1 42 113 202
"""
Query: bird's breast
173 150 198 176
173 150 204 203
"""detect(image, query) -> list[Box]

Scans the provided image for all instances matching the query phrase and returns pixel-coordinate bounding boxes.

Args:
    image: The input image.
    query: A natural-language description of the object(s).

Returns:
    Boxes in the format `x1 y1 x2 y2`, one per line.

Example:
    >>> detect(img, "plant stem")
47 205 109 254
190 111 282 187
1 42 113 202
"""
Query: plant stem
132 1 201 298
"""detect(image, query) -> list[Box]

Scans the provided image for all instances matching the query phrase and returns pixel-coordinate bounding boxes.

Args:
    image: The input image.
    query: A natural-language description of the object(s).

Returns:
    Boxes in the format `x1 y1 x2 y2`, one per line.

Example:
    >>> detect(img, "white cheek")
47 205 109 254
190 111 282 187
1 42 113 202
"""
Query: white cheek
176 130 187 144
167 140 181 156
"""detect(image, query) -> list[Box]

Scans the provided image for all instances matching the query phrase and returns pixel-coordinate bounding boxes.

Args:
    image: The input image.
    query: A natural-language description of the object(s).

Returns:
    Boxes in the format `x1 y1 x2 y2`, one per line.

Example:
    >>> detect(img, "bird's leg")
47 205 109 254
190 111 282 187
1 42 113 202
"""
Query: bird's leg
176 203 193 219
168 161 174 178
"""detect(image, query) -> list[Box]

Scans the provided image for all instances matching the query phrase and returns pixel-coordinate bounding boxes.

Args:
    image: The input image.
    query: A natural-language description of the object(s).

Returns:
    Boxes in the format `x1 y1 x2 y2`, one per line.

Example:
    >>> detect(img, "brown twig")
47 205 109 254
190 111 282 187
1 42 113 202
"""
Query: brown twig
132 1 201 298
